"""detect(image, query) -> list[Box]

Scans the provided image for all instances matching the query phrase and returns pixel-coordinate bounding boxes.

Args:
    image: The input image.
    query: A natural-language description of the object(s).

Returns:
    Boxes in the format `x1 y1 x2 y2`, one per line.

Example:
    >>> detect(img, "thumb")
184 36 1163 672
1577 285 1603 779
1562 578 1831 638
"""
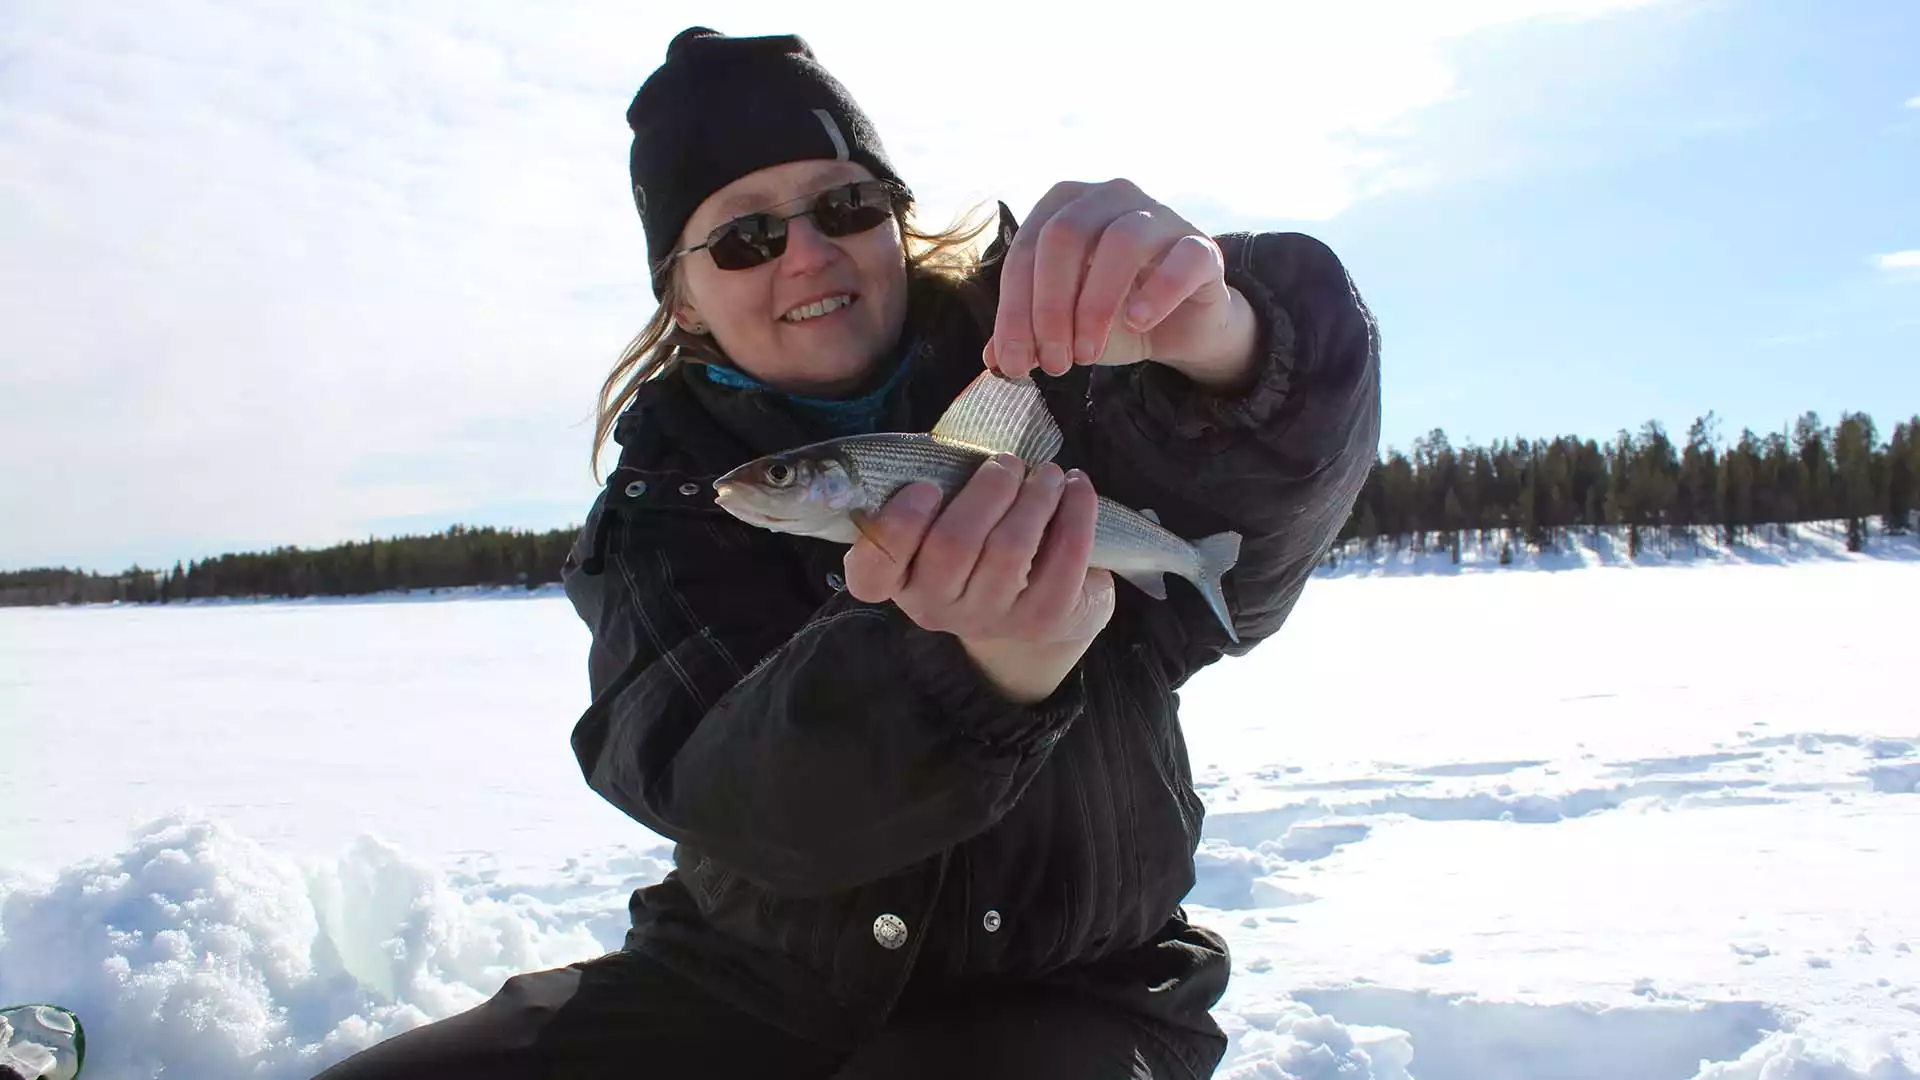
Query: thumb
843 482 943 602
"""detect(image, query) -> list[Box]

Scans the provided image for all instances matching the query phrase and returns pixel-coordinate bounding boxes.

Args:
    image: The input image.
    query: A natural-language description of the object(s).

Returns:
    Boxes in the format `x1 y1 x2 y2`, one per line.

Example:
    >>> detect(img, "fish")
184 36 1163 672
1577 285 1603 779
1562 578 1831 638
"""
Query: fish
710 369 1244 643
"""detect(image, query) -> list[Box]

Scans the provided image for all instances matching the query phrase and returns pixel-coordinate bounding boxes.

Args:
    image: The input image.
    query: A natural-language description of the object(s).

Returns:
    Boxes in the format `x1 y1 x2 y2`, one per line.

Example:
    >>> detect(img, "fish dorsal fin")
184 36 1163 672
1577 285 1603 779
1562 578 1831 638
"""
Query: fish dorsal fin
1141 508 1161 524
930 371 1063 466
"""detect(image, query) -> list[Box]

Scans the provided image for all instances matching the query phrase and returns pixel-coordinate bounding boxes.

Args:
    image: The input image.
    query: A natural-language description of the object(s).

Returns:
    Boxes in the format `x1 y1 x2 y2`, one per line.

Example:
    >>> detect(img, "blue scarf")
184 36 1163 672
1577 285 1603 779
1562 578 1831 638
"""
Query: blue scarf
700 336 918 437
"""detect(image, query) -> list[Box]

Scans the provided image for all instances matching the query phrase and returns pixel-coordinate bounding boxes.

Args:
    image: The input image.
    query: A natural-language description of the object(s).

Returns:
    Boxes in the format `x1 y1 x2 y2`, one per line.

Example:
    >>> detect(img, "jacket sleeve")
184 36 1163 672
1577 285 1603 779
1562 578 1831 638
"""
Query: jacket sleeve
560 487 1084 900
1081 230 1381 683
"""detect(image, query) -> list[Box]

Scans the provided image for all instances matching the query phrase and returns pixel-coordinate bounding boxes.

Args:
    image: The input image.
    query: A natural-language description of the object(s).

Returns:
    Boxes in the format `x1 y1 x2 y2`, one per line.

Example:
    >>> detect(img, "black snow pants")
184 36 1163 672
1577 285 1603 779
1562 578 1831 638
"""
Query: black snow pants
308 947 1220 1080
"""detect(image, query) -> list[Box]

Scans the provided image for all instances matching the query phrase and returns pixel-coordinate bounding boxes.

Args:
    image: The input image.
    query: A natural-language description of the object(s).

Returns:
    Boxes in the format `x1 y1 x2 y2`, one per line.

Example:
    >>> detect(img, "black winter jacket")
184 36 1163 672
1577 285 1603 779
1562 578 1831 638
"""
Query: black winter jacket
560 205 1381 1067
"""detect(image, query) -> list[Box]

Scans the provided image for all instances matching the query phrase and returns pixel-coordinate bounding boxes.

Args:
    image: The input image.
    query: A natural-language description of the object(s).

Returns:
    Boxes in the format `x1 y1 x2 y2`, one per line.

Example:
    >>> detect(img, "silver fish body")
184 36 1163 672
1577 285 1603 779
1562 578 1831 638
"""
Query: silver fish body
710 372 1243 642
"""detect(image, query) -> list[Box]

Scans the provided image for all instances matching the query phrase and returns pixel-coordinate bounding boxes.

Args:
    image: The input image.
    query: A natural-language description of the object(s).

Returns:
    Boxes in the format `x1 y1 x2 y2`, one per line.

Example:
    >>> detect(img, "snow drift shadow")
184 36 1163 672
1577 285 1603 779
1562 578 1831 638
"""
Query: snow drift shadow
1219 988 1919 1080
1200 776 1782 851
1291 987 1783 1080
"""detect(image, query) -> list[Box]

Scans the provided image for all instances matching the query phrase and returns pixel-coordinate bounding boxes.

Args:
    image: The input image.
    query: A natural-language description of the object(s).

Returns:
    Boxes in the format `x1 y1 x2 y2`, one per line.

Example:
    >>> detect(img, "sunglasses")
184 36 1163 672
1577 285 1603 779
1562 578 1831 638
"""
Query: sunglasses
667 179 903 272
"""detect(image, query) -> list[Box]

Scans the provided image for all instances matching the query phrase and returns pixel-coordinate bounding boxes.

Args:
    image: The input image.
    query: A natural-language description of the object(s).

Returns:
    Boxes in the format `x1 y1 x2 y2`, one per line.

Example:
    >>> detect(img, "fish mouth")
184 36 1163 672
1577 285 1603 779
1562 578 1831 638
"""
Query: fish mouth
712 481 801 525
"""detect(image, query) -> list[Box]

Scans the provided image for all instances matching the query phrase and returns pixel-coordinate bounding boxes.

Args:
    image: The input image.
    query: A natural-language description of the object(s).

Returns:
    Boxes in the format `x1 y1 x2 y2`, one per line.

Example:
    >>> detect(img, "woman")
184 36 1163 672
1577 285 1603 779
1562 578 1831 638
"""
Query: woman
316 25 1379 1080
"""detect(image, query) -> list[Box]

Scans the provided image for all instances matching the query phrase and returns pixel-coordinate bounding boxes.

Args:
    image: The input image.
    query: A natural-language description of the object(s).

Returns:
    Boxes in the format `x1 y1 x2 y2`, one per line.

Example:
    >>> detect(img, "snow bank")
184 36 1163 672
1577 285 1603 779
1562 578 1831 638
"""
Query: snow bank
1216 997 1416 1079
1691 1032 1920 1079
0 814 624 1079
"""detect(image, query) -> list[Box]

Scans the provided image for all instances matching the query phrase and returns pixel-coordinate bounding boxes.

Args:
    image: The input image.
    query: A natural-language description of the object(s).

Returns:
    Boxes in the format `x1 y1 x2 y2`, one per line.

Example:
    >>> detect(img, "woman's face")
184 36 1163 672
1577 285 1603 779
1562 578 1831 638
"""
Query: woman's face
672 159 910 398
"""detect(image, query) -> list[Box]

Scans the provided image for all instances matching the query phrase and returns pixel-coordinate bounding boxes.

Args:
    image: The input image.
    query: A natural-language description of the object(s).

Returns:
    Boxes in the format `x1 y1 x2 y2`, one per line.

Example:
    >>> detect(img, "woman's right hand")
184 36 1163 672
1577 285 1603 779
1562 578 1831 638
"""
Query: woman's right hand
842 454 1116 704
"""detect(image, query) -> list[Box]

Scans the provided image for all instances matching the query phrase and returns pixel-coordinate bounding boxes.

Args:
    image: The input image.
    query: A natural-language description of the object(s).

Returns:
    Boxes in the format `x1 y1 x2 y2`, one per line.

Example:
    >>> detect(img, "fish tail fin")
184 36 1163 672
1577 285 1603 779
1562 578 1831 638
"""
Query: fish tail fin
1192 531 1242 644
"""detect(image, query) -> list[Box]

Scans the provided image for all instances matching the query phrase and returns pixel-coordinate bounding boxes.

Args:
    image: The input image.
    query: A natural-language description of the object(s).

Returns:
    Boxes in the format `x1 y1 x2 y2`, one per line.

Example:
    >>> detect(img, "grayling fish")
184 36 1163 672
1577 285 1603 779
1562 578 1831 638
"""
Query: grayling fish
710 369 1243 642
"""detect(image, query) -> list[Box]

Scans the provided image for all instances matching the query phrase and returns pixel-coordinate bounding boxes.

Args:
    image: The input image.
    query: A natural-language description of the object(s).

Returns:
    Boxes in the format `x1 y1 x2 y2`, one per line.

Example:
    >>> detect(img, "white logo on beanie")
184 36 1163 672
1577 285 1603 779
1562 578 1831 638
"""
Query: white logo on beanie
811 109 850 161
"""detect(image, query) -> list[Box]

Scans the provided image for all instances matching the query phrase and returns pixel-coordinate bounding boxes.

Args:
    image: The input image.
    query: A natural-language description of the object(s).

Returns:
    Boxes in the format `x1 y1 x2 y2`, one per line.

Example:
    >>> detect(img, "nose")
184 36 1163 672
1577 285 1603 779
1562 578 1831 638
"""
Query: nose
778 213 840 275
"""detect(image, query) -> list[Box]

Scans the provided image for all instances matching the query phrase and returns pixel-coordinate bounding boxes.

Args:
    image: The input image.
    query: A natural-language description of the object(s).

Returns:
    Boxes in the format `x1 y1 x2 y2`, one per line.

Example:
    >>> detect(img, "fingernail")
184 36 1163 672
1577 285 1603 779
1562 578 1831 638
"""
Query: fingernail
1040 342 1069 372
1039 463 1065 488
1074 335 1098 364
1003 339 1031 373
1065 468 1088 485
901 484 941 514
1126 300 1152 328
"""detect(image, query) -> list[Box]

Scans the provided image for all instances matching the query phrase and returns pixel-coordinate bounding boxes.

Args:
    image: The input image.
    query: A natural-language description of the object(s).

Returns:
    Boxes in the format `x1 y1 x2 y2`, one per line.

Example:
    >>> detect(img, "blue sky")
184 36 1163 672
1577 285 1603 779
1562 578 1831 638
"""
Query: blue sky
1281 0 1920 453
1 0 1915 573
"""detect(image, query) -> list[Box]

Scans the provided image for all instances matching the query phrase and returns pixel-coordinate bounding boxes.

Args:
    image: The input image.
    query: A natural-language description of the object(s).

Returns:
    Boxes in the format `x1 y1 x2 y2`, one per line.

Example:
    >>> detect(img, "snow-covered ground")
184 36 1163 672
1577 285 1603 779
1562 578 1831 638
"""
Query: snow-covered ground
3 530 1918 1079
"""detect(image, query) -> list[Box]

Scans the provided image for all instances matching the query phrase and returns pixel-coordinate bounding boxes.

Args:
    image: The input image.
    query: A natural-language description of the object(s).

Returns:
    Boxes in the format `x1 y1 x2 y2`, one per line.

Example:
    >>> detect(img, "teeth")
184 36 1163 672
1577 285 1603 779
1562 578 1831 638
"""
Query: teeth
783 295 851 323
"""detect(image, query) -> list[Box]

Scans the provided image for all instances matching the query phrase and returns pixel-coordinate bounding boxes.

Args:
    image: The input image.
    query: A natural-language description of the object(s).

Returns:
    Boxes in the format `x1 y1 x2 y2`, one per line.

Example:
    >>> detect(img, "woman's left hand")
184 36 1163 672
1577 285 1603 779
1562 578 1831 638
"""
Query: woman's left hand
984 178 1254 384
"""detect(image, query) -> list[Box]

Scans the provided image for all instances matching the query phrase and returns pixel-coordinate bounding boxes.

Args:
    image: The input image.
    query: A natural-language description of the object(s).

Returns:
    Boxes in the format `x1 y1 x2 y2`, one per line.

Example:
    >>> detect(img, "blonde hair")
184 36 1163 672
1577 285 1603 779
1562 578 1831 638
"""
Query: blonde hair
588 199 999 478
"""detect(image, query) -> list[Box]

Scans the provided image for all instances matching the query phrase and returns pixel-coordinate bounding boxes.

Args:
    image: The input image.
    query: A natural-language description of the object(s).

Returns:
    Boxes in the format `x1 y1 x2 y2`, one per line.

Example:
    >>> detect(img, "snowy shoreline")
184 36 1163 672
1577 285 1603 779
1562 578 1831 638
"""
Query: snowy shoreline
16 518 1919 614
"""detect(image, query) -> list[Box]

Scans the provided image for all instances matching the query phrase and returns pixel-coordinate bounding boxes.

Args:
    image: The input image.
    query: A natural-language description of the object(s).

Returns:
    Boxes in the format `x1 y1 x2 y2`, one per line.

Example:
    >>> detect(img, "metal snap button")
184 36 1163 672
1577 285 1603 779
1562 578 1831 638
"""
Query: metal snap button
826 572 846 591
679 482 701 496
624 480 647 498
873 913 909 950
982 910 1002 933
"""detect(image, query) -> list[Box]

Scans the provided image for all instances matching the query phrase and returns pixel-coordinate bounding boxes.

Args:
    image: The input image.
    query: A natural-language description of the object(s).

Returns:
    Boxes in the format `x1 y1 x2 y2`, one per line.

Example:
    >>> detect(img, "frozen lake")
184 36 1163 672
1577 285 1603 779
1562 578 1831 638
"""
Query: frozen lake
3 549 1917 1078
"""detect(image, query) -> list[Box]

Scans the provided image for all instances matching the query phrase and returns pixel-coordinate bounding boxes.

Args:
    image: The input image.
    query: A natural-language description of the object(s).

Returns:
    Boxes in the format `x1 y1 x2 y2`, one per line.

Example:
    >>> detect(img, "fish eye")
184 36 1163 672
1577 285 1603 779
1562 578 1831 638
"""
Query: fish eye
765 462 796 487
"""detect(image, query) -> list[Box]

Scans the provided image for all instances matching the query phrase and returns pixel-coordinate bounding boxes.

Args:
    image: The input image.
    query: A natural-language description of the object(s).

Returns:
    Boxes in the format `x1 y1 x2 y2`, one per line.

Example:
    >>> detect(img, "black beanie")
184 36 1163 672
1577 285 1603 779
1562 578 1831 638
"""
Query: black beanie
626 27 910 297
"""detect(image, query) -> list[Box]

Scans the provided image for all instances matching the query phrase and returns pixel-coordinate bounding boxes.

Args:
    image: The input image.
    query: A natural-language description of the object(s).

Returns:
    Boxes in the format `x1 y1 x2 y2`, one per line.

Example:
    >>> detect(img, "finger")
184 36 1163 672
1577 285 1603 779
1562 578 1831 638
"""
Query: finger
898 454 1026 608
954 461 1066 618
1074 209 1169 365
1011 468 1100 630
1028 181 1151 376
842 482 943 603
1125 233 1227 334
987 182 1091 380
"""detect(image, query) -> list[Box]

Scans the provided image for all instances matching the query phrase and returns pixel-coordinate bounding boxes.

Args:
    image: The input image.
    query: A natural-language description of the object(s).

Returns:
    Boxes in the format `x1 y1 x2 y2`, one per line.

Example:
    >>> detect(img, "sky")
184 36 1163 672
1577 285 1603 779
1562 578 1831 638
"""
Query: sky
1 0 1915 573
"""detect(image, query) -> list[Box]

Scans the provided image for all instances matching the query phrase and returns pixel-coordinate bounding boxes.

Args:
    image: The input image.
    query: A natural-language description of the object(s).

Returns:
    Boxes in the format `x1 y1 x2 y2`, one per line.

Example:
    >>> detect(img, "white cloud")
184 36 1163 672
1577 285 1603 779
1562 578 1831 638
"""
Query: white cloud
1874 250 1920 271
1906 95 1920 109
0 0 1669 570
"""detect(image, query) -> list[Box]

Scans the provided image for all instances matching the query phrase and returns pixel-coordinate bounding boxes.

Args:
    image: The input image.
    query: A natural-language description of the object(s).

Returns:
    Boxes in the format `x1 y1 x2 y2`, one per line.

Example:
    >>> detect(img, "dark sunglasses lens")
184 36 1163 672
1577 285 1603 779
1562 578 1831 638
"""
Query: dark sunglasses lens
810 183 894 237
708 215 784 270
700 183 895 270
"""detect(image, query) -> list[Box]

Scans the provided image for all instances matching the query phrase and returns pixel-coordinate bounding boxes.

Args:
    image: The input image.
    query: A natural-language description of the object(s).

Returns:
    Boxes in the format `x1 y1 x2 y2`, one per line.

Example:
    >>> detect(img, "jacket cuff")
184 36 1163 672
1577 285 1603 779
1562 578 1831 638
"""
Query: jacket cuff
895 619 1086 757
1126 253 1297 450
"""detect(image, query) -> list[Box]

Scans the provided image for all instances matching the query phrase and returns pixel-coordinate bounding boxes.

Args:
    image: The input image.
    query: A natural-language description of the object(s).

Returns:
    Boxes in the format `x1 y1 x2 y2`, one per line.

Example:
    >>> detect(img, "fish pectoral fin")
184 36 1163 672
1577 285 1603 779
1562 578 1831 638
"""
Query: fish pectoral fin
1118 569 1169 600
930 370 1064 467
847 509 898 562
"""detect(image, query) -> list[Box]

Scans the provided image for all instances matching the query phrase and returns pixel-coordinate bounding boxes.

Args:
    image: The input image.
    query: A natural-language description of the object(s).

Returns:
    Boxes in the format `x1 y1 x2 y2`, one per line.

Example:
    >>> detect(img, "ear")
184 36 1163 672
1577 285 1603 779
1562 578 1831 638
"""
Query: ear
672 299 706 335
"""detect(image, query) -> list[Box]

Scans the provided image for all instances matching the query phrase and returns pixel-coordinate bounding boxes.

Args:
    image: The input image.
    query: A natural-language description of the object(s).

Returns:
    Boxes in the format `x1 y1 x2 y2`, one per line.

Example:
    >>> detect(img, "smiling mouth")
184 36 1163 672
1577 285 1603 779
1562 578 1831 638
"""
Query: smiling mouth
781 293 855 323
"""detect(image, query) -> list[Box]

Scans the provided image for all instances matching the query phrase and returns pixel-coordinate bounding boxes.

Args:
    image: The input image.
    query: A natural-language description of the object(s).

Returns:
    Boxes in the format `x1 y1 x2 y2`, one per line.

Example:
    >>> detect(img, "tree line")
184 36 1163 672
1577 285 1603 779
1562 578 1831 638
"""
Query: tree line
4 410 1916 607
1334 410 1918 560
1 524 579 608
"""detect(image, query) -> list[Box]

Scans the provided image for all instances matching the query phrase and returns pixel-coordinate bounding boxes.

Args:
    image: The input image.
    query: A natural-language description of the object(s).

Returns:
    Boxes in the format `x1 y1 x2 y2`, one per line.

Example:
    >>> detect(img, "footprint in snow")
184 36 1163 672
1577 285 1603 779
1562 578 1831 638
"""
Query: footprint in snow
1731 942 1772 962
1416 948 1453 965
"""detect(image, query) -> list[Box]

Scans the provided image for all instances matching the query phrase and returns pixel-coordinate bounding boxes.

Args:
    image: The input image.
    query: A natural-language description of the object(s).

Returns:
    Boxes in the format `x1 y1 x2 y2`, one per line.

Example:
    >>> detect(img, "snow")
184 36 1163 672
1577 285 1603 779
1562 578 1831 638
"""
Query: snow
3 539 1918 1078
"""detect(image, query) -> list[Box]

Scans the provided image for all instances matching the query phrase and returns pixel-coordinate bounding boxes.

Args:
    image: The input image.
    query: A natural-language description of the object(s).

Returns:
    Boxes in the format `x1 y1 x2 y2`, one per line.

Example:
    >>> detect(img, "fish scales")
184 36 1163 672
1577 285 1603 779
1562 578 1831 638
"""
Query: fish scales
840 435 1201 577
